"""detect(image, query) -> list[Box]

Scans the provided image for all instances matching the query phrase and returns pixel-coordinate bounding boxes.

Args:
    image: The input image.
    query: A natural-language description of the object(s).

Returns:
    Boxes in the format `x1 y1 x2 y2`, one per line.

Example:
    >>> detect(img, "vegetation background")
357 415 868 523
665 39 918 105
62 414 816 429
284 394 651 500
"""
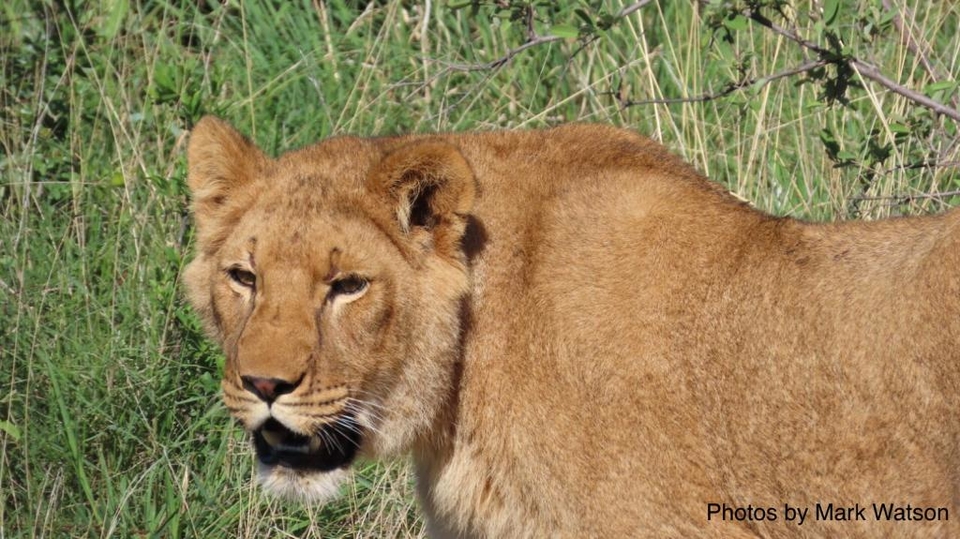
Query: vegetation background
2 0 958 537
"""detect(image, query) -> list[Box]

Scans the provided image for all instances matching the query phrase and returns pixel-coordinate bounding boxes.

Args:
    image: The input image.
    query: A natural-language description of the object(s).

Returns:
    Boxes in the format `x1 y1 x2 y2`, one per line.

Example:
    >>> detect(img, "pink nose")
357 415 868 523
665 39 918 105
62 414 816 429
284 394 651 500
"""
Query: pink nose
241 376 299 403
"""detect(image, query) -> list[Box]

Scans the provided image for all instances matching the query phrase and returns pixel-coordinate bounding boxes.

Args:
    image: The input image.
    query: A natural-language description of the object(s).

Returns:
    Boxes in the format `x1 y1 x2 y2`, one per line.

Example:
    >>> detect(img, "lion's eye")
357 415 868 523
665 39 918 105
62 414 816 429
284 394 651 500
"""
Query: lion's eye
330 275 368 297
227 267 256 288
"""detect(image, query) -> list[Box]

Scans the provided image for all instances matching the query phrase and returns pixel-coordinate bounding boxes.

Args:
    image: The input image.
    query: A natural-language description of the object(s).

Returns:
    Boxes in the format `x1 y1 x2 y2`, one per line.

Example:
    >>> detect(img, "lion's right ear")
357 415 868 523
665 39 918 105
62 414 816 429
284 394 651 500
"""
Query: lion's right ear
368 140 475 258
187 116 266 215
187 116 267 247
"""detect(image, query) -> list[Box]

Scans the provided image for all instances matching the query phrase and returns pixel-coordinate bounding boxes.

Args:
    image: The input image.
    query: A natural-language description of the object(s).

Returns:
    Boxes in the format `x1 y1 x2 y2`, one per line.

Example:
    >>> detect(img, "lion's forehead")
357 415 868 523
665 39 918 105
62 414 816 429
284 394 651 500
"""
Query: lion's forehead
229 203 396 276
274 135 382 185
245 178 342 218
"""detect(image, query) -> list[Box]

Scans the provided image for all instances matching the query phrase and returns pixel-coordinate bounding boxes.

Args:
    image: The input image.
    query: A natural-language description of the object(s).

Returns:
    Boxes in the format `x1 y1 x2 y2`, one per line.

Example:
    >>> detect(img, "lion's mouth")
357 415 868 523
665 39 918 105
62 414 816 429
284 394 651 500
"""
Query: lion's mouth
252 416 361 472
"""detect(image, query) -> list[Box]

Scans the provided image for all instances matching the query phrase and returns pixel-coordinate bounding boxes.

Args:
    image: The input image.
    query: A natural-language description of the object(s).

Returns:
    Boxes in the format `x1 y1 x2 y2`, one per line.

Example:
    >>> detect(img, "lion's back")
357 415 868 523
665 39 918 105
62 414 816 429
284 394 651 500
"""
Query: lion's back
428 125 960 537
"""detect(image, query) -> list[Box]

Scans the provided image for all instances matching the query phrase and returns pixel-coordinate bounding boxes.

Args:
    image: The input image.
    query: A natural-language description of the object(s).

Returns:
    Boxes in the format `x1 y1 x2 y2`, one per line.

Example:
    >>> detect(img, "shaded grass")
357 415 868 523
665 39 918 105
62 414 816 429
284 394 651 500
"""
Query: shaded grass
1 0 958 537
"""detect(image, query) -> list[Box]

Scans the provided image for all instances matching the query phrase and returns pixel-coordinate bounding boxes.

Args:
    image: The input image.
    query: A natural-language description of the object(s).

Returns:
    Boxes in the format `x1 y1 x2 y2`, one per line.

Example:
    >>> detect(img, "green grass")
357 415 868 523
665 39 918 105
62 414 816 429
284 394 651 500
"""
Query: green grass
2 0 959 537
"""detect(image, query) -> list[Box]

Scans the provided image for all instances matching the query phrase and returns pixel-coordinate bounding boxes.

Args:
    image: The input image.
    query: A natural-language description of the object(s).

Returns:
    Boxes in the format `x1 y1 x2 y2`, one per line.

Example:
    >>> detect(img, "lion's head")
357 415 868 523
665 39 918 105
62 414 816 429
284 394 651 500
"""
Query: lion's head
183 117 474 501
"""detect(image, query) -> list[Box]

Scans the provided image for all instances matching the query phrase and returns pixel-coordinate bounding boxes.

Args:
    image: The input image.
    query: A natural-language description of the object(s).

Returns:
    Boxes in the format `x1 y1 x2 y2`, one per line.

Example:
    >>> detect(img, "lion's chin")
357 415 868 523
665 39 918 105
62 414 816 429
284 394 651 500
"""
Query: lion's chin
249 414 364 503
258 463 350 503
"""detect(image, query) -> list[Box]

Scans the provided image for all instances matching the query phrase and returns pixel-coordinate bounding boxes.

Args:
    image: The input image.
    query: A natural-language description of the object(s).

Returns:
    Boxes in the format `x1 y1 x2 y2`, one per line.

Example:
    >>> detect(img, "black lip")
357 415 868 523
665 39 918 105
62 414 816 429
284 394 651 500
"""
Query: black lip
252 416 362 472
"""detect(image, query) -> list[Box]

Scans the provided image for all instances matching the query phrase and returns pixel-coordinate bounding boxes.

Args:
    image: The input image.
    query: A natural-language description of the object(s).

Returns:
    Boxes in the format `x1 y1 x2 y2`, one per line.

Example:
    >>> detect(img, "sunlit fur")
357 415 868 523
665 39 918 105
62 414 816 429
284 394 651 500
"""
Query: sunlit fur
185 117 960 538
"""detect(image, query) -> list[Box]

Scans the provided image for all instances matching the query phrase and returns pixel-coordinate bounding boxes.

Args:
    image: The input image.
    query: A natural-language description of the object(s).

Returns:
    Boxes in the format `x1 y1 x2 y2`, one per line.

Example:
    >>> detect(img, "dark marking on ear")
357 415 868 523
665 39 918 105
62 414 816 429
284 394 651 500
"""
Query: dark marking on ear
462 215 488 262
409 184 439 229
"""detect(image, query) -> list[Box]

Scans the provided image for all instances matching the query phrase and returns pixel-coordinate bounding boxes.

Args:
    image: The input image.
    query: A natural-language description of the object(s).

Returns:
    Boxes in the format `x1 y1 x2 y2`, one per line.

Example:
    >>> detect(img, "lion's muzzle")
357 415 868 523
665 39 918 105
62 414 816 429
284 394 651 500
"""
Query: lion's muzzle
252 414 362 472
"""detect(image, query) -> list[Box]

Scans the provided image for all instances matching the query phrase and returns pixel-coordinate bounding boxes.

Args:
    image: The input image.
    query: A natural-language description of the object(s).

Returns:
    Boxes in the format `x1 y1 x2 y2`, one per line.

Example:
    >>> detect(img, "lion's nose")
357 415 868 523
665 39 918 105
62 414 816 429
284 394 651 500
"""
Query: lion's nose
241 375 300 403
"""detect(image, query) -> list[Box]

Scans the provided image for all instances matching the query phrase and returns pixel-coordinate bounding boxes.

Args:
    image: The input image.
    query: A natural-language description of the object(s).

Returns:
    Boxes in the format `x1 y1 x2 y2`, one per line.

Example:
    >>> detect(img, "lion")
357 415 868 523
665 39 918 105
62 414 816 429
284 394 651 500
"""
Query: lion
183 116 960 538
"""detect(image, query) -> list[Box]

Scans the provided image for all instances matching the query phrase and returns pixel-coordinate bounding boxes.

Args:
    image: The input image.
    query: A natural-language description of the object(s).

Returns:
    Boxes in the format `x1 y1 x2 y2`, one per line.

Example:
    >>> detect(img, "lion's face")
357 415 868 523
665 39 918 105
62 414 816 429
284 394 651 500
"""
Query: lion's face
183 117 473 501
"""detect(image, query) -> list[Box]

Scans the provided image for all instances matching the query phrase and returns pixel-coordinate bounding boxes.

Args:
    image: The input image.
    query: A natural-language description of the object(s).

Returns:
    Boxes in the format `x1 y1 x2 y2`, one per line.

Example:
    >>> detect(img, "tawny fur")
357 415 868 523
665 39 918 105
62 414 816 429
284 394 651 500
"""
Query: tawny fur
184 116 960 538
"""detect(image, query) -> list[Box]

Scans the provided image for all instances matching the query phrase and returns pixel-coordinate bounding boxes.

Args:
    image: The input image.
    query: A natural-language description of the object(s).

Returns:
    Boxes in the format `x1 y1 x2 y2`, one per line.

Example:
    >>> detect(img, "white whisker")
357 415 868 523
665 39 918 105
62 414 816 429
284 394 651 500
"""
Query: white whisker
334 414 365 439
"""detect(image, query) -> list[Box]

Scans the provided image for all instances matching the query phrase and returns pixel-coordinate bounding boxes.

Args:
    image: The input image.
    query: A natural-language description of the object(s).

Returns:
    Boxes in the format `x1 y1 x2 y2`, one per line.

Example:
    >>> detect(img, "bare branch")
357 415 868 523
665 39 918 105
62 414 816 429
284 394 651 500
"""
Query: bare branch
619 59 827 108
849 59 960 122
746 10 833 57
442 1 654 73
849 159 960 205
444 35 563 72
852 188 960 202
882 0 958 111
745 8 960 123
617 0 655 20
881 0 945 83
889 160 960 171
523 2 536 41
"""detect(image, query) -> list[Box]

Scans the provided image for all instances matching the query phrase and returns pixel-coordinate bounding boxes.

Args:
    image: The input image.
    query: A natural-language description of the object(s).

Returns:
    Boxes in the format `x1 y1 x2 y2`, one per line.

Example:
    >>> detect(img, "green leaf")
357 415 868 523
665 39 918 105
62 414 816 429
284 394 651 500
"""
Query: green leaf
97 0 129 39
151 63 180 104
819 128 841 157
888 123 911 135
0 420 20 442
550 24 580 39
447 0 473 9
183 90 203 123
823 0 840 27
880 8 898 26
724 14 749 31
154 64 175 92
575 8 593 26
924 81 957 96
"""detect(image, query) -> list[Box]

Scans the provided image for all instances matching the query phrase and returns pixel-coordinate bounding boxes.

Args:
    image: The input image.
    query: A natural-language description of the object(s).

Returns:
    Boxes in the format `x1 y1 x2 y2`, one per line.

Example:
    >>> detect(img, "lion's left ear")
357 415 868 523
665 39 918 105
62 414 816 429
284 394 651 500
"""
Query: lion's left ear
369 140 475 256
188 116 266 211
187 116 268 251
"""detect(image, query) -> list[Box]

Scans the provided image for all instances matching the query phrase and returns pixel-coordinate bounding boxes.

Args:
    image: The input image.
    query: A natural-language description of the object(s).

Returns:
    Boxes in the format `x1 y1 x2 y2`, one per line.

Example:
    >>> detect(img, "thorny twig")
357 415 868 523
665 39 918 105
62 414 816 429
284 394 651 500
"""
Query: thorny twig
444 0 652 72
852 188 960 203
616 0 654 19
445 35 563 72
619 4 960 123
881 0 949 89
744 8 960 122
617 59 827 107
